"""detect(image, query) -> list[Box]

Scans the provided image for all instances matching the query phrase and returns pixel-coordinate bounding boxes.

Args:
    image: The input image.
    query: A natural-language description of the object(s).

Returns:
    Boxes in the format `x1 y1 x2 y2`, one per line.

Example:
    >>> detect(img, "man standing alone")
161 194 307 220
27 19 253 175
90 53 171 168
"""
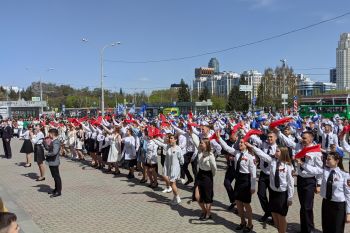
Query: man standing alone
2 120 13 159
43 128 62 198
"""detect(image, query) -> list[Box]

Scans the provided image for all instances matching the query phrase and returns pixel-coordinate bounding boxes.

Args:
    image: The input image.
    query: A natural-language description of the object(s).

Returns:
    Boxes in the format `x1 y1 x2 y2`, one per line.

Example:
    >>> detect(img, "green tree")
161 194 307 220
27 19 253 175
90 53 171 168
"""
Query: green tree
177 79 190 102
211 95 226 110
199 86 211 101
226 76 249 111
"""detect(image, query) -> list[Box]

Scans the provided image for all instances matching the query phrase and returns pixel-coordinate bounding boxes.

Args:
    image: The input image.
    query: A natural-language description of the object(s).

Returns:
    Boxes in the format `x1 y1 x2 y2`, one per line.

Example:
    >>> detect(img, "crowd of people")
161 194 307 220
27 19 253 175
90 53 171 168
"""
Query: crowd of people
1 110 350 233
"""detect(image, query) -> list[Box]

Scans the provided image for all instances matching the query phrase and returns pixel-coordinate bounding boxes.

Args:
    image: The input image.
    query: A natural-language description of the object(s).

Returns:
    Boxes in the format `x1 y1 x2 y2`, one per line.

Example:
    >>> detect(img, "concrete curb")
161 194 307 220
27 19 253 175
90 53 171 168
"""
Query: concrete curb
0 185 44 233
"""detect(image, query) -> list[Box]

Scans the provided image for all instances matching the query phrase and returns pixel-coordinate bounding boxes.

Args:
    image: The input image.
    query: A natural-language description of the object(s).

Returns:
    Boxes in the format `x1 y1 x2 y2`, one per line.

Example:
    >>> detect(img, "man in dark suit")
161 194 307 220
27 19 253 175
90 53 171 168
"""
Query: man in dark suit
1 120 13 159
43 128 62 198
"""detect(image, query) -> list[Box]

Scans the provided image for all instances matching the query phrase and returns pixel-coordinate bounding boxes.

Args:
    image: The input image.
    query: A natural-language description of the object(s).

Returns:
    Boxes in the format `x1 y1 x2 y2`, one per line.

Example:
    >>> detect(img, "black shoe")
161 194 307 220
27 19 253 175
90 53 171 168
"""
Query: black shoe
199 213 206 220
50 192 61 198
48 189 57 195
227 203 236 210
235 223 246 230
24 163 32 168
243 225 253 233
258 214 269 222
36 177 45 182
184 179 193 185
140 179 148 183
127 174 135 179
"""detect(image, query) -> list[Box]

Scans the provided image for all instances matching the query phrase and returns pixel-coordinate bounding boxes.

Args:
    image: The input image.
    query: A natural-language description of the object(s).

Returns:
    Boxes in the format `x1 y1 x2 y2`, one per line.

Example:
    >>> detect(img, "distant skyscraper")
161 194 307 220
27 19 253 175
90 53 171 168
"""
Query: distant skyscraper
336 33 350 90
208 58 219 74
330 68 336 83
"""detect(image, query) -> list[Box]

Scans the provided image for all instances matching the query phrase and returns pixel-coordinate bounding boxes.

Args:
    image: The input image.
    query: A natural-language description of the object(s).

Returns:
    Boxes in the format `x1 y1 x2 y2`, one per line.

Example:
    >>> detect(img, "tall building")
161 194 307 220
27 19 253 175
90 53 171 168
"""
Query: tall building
193 71 240 97
195 67 214 78
208 58 220 74
330 68 336 83
241 70 262 98
336 33 350 90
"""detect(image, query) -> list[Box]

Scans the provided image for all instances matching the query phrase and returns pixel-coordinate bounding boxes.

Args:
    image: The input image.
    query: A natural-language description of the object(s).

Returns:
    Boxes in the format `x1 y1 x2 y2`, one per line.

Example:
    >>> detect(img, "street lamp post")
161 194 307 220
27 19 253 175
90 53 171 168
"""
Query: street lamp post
280 59 287 115
100 42 121 116
37 68 54 114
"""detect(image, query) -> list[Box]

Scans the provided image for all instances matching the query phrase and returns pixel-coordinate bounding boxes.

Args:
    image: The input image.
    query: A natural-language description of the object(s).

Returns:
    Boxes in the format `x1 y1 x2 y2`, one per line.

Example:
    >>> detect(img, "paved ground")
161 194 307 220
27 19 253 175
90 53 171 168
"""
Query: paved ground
1 138 349 233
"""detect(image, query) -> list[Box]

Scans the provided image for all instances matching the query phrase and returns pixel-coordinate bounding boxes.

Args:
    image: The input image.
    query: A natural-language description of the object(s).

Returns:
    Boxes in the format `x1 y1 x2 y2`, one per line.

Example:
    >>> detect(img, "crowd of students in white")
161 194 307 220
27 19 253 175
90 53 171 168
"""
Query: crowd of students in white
14 112 350 233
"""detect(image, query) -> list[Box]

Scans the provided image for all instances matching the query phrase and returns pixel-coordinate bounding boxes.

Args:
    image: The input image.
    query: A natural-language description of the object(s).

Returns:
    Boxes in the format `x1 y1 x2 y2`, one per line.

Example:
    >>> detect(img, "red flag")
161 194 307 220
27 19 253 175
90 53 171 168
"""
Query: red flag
269 117 292 128
231 124 242 135
187 122 200 128
127 113 134 120
159 113 167 122
104 115 111 121
243 129 263 142
49 122 58 127
342 125 350 133
294 145 321 159
188 111 193 120
78 116 88 122
67 118 74 123
40 121 46 126
153 127 164 138
209 133 220 142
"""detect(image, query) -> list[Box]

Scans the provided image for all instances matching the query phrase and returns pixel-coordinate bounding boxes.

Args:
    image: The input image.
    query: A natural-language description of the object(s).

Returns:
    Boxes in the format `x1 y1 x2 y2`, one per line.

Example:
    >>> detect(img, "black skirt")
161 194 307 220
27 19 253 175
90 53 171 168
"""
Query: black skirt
322 199 346 233
269 189 289 216
34 144 45 163
233 173 252 203
192 169 214 203
101 146 110 162
86 138 98 153
20 139 34 154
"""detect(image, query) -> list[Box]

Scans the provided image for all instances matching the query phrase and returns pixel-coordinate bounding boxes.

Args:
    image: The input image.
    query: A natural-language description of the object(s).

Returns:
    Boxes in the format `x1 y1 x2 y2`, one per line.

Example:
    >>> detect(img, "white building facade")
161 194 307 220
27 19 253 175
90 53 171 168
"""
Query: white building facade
193 71 240 97
336 33 350 90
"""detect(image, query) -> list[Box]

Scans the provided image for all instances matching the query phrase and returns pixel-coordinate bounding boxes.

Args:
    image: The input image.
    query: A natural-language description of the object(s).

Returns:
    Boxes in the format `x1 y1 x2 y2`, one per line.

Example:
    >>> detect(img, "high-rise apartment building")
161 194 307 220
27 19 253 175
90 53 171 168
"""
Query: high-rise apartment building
330 68 336 83
336 33 350 90
208 58 220 74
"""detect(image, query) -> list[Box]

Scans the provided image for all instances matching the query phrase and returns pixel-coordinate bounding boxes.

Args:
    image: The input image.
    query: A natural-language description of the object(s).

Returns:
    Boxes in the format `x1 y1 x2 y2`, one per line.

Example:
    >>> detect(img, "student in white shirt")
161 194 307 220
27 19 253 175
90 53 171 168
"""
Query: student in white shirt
247 143 294 233
154 134 184 205
19 125 34 167
317 152 350 233
191 133 217 221
218 136 256 232
121 128 137 179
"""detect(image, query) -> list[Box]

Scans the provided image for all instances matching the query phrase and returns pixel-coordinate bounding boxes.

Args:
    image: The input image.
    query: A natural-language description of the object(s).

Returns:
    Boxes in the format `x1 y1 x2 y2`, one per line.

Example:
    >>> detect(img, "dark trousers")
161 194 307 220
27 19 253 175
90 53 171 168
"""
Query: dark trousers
49 166 62 194
2 139 12 158
181 152 197 181
223 165 235 204
297 176 316 233
322 199 345 233
257 171 270 216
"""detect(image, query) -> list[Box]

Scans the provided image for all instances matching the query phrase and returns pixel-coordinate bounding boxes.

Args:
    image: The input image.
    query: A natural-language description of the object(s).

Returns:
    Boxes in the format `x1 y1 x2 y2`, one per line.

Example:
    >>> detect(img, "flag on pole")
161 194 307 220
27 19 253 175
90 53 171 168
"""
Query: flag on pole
128 104 136 114
293 96 298 113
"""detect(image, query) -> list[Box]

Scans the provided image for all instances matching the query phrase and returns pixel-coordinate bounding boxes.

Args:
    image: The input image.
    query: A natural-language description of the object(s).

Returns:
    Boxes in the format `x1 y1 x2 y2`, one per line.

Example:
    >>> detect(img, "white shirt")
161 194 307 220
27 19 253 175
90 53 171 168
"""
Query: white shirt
145 139 158 164
122 136 136 160
320 167 350 213
249 135 277 175
253 147 294 201
20 130 30 140
218 137 256 190
278 132 323 183
31 132 44 145
197 151 217 176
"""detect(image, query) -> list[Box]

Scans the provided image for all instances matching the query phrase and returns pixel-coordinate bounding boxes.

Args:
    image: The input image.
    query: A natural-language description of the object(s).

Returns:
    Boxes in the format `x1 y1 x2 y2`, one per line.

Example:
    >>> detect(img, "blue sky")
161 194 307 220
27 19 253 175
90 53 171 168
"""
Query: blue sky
1 0 350 94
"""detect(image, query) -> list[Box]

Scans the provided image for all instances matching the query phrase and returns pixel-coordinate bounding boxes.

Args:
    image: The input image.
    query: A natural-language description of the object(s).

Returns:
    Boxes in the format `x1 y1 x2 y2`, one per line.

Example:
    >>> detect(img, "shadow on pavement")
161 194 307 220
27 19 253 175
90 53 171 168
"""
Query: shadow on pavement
15 162 27 167
32 184 52 193
21 172 38 180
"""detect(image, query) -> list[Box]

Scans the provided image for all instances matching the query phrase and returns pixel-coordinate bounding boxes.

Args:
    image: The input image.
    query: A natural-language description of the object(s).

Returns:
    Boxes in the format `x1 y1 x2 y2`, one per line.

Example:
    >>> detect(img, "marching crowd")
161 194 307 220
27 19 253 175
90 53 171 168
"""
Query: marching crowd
1 111 350 233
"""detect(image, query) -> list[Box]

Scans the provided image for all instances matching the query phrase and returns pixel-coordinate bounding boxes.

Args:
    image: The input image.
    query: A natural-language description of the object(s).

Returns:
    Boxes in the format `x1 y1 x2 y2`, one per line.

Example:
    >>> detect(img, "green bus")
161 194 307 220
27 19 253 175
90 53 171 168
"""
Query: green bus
299 104 350 119
299 94 350 119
